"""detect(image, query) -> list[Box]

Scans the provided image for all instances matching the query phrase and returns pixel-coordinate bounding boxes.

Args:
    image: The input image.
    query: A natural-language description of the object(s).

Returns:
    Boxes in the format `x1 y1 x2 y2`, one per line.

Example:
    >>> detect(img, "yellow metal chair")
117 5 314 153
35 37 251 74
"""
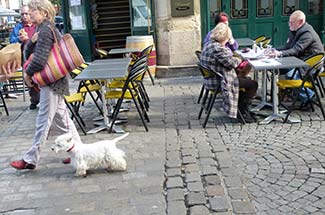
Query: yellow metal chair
71 64 103 115
96 48 108 59
113 45 154 85
105 59 149 132
277 53 325 122
0 84 8 115
4 70 27 101
197 63 246 127
254 35 266 44
108 55 151 110
261 37 271 48
64 93 87 135
194 50 207 104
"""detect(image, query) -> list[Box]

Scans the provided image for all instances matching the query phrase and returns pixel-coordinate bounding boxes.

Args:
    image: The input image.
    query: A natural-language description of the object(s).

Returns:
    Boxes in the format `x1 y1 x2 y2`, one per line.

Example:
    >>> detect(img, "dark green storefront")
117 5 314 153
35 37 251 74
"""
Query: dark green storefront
61 0 155 62
200 0 325 48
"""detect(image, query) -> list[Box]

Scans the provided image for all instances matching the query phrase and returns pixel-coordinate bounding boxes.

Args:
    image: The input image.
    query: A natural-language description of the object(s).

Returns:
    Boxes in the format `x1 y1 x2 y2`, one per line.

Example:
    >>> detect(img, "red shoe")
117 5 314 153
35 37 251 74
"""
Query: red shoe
62 158 71 164
10 160 36 170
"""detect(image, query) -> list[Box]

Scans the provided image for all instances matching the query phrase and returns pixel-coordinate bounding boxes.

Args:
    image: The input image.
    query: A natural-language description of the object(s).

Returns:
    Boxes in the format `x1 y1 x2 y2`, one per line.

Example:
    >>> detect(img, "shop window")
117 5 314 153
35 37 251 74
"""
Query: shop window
307 0 323 14
132 0 151 27
68 0 86 30
283 0 299 16
231 0 248 19
257 0 273 17
209 0 222 23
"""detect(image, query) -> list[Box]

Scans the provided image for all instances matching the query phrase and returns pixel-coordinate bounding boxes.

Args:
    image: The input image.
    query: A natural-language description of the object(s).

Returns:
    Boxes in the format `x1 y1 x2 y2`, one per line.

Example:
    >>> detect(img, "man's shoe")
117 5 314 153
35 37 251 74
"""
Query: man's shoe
62 158 71 164
10 160 36 170
29 104 37 110
242 111 256 123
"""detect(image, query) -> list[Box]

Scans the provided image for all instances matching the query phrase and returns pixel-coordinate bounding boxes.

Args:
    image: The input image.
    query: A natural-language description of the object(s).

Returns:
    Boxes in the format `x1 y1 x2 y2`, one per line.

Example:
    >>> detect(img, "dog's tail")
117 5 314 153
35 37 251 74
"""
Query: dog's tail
112 132 129 144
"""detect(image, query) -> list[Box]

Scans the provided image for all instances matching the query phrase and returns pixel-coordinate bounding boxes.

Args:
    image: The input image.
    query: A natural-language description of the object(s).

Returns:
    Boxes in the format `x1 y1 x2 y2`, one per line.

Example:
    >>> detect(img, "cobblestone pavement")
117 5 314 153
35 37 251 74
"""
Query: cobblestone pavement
1 76 325 215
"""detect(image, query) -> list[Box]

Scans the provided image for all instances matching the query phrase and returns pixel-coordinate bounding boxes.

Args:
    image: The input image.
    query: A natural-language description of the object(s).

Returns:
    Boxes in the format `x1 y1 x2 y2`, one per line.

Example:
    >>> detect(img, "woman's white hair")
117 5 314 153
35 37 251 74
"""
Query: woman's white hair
210 23 231 43
28 0 56 23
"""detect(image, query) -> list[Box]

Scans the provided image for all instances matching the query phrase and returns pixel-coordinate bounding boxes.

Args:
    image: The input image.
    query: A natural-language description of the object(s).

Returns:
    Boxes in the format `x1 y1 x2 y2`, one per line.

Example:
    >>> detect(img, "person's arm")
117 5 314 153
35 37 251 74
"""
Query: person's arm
280 31 313 57
203 31 212 45
25 26 54 76
9 24 22 44
0 61 19 82
227 39 239 51
23 38 36 62
215 46 241 70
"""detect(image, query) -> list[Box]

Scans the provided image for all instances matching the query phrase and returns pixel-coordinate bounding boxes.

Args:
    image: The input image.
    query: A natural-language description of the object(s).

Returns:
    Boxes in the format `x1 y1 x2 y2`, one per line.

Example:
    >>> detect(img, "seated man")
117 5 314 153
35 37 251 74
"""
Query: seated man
200 23 258 123
273 10 324 104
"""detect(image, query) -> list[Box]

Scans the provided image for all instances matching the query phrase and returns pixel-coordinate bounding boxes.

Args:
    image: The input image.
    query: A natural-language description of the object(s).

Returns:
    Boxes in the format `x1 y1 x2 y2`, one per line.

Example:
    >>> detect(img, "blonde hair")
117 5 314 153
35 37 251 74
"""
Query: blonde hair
210 23 231 43
28 0 56 23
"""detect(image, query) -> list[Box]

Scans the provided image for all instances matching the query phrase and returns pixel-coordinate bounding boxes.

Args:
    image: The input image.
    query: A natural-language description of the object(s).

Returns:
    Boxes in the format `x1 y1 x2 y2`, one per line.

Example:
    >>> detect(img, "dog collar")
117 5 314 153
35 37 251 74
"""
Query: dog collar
66 144 75 152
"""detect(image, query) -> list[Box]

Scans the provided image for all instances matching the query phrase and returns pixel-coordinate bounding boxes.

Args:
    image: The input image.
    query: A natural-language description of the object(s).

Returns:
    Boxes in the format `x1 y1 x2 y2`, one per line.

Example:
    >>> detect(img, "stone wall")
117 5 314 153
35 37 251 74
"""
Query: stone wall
154 0 201 77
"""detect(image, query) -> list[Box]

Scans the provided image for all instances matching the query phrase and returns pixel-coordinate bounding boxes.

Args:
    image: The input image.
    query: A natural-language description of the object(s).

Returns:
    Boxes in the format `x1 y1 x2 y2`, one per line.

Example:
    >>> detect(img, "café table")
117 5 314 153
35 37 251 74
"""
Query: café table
108 48 140 56
75 57 131 134
236 48 272 111
236 38 254 47
247 56 309 124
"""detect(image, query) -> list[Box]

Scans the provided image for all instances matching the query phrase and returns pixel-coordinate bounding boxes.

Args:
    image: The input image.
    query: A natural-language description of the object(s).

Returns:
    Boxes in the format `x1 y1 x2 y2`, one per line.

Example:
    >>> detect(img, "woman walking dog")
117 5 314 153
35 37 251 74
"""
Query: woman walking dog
10 0 82 170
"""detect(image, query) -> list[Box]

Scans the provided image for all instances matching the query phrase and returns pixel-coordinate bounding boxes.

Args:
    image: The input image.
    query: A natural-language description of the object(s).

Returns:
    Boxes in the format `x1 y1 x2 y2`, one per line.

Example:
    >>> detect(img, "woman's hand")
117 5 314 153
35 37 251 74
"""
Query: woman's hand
18 34 29 42
0 61 19 82
31 32 39 43
24 72 34 87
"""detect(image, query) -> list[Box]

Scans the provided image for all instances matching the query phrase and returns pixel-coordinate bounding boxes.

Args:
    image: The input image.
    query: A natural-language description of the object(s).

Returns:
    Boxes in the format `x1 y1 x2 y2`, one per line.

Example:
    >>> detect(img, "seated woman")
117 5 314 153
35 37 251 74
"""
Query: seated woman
200 23 258 122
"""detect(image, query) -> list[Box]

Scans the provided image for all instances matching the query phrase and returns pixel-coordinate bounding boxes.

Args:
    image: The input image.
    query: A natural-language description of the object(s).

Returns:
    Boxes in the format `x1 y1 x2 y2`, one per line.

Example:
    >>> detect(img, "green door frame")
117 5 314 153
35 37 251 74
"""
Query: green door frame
61 0 94 62
130 0 156 38
200 0 208 43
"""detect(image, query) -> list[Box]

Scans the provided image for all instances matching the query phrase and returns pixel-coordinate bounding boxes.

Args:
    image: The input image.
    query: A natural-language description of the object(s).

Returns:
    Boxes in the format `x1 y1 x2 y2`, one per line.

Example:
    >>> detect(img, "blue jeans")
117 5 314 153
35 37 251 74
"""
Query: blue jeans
286 69 314 103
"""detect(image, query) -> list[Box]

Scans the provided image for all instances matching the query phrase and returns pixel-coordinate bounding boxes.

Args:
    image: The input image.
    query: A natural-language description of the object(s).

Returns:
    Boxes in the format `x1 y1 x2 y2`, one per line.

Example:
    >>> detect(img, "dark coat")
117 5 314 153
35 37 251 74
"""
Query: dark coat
24 21 69 96
200 40 241 118
279 22 324 59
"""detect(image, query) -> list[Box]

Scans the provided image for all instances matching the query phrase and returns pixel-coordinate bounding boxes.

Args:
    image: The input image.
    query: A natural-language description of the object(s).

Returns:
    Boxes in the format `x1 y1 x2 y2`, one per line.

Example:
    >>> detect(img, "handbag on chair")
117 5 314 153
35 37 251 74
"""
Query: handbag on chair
24 27 85 87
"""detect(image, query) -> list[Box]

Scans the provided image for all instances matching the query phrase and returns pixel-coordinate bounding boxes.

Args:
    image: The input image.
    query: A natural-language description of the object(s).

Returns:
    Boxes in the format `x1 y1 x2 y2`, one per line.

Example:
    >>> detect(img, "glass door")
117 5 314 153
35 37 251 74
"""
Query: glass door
63 0 94 61
130 0 155 37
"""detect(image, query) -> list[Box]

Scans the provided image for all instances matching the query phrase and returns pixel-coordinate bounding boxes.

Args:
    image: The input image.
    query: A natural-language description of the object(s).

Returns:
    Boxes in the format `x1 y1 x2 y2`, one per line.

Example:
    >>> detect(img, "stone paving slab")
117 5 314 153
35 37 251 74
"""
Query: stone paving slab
1 76 325 214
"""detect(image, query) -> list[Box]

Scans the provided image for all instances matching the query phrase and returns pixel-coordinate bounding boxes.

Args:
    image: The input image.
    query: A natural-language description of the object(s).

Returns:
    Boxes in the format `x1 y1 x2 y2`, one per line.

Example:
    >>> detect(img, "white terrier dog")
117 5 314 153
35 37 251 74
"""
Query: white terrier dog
52 133 128 176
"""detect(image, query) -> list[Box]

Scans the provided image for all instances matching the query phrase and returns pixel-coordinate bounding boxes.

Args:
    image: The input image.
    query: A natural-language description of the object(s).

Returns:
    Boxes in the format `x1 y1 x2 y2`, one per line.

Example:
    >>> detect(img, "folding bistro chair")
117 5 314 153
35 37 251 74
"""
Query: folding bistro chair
254 35 266 44
194 50 207 104
277 53 325 122
125 45 155 85
197 63 246 127
106 59 149 133
64 93 87 135
261 37 271 48
0 83 9 116
107 55 150 110
71 65 103 116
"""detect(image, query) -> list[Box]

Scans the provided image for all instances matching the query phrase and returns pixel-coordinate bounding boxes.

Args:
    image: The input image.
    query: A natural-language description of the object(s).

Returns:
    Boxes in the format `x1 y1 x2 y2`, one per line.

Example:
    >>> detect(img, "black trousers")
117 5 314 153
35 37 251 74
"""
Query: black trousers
29 86 40 105
238 76 258 112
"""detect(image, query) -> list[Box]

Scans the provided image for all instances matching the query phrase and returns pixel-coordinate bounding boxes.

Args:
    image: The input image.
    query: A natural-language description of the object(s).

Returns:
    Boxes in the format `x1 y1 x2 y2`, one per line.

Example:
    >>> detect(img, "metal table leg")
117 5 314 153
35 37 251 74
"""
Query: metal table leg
87 80 125 134
259 69 301 124
251 69 273 112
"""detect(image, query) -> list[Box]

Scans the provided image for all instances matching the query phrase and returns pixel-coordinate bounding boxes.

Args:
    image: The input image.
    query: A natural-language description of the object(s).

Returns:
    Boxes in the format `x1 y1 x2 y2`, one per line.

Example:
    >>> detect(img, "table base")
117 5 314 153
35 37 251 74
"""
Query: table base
93 118 128 126
87 123 125 134
250 102 273 112
259 113 301 124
